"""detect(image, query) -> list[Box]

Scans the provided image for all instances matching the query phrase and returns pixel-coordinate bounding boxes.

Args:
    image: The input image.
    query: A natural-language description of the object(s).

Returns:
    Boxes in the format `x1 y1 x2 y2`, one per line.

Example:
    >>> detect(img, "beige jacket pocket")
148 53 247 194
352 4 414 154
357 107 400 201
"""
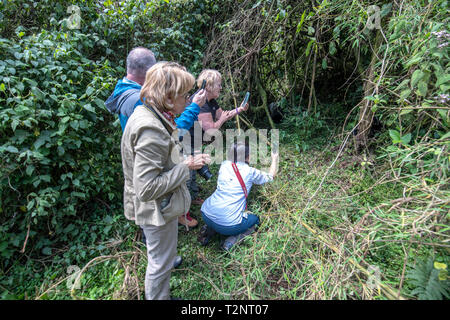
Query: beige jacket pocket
160 184 191 223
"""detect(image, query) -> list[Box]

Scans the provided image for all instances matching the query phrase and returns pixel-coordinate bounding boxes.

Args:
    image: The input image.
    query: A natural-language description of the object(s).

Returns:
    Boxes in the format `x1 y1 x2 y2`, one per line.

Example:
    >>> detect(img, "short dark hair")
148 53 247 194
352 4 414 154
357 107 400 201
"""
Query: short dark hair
126 47 156 78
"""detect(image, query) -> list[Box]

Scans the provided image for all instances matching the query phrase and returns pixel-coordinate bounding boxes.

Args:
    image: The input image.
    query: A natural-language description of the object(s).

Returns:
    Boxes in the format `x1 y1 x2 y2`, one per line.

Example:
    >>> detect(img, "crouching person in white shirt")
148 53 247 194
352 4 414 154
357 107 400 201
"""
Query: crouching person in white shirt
199 141 279 251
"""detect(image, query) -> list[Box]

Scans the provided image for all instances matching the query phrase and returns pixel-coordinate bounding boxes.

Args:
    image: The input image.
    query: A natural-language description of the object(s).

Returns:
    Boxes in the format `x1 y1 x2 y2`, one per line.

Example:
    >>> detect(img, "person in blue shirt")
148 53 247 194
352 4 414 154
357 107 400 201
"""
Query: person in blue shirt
199 141 279 251
105 47 207 229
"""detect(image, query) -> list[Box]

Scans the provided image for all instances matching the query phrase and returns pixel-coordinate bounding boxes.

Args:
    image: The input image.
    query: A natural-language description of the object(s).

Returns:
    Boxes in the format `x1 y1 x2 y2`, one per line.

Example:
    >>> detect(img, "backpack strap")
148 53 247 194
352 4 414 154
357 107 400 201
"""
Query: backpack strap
231 162 248 210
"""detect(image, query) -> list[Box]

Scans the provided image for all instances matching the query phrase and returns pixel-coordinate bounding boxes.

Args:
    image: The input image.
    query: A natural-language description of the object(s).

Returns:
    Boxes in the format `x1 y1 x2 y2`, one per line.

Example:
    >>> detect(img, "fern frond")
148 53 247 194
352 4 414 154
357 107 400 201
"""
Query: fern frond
406 257 450 300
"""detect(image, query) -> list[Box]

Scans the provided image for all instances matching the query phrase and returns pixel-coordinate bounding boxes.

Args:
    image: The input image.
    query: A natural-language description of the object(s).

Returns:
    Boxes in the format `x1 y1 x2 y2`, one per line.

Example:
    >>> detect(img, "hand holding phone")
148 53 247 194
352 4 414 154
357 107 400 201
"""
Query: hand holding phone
192 87 207 107
240 91 250 112
243 92 250 105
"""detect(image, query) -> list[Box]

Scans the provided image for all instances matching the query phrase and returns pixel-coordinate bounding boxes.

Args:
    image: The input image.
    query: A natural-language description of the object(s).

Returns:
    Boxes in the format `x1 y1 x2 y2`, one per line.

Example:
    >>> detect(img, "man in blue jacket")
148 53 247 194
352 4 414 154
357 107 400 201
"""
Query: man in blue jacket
105 47 207 267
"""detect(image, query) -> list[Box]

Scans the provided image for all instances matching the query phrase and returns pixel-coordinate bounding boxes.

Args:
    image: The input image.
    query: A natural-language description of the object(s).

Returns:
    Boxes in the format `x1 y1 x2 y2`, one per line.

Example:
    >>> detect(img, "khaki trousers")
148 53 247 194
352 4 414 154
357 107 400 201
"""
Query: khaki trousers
142 218 178 300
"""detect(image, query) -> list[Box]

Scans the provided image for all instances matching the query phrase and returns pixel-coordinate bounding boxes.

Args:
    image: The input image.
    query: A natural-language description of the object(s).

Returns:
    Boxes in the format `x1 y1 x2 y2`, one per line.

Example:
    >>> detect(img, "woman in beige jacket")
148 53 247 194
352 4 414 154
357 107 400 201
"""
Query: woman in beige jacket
121 61 210 300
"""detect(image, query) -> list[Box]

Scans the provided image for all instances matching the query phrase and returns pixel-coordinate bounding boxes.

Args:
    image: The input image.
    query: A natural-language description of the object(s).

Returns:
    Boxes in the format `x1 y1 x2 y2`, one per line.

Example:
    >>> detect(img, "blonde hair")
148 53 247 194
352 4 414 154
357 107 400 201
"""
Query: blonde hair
140 61 195 112
196 69 222 90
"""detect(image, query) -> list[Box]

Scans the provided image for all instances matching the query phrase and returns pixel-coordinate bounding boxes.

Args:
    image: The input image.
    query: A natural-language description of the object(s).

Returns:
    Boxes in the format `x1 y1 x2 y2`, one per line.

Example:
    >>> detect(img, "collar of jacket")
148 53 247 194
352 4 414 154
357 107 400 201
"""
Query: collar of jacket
143 102 178 136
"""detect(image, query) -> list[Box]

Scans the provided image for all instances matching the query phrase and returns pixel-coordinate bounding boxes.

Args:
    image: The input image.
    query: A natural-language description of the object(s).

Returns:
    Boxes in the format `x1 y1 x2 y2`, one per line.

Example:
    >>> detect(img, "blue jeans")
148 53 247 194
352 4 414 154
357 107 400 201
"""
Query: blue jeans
201 210 260 236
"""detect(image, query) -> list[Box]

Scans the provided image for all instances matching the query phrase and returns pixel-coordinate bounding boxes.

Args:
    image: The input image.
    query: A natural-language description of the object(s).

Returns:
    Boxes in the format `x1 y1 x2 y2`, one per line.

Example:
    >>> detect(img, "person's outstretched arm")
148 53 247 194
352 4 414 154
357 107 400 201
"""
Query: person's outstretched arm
175 89 207 131
269 152 279 177
198 101 249 131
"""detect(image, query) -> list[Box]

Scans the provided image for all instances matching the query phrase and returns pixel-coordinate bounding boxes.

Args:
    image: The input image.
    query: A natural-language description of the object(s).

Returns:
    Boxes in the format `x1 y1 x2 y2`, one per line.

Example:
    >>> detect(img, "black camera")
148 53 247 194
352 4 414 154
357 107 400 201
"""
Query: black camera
197 164 213 181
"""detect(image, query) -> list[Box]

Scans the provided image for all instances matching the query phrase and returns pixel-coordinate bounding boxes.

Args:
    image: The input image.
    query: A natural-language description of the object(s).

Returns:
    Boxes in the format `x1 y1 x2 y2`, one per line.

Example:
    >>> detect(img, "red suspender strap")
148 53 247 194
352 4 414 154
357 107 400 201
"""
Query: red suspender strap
231 162 248 209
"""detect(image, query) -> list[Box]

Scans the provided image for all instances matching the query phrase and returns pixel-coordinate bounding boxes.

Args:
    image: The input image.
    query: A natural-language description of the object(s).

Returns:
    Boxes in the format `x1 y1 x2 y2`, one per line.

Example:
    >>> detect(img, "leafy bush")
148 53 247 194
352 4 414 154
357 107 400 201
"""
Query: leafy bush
0 28 122 262
0 0 218 266
89 0 217 73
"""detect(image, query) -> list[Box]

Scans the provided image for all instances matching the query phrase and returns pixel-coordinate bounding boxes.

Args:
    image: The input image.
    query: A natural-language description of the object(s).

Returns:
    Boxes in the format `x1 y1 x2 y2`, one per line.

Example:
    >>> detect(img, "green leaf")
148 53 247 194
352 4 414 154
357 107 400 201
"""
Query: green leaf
305 39 315 56
439 131 450 140
400 108 413 115
40 175 51 183
417 81 428 96
436 74 450 87
329 41 336 55
5 146 19 153
436 109 448 124
26 165 35 176
389 129 401 144
365 95 377 101
86 86 94 96
72 192 86 199
34 131 52 149
411 69 424 88
94 98 105 108
71 121 80 131
61 116 71 123
11 120 19 131
401 133 411 145
0 83 5 92
381 3 392 18
83 104 95 113
296 10 307 34
405 56 422 68
16 82 25 92
400 89 411 100
396 79 410 91
42 247 52 255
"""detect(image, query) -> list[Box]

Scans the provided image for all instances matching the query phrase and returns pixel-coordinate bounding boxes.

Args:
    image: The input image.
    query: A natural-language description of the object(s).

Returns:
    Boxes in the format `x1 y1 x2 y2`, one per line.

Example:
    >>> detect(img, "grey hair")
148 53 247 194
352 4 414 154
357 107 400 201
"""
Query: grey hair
126 47 156 78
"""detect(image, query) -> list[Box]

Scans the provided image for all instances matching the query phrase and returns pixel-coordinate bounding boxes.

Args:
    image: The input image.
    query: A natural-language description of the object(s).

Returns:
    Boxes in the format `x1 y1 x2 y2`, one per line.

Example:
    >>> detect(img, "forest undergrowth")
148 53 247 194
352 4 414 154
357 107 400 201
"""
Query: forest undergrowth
2 115 446 300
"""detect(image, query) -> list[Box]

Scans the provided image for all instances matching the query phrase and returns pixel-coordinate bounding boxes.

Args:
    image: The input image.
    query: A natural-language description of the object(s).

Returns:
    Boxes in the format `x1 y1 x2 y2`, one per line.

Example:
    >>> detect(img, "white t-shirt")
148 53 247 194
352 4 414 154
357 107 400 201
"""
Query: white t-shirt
201 160 273 226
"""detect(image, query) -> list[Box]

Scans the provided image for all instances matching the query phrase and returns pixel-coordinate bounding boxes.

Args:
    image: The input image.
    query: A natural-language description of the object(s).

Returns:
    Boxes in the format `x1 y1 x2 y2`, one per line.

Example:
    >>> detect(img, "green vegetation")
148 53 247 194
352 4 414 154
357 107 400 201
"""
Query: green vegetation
0 0 448 300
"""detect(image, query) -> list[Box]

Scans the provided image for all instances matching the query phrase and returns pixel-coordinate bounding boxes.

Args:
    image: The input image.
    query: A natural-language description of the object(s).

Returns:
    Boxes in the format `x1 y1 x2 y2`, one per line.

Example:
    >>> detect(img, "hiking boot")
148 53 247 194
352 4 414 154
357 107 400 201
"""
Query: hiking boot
198 225 217 246
178 212 198 228
173 255 182 269
222 235 237 251
222 226 257 251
